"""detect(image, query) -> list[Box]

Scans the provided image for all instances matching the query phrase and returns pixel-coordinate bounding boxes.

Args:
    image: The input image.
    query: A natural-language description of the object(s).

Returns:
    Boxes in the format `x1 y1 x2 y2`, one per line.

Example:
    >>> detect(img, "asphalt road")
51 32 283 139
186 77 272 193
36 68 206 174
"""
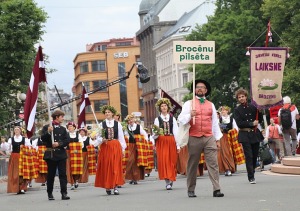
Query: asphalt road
0 166 299 211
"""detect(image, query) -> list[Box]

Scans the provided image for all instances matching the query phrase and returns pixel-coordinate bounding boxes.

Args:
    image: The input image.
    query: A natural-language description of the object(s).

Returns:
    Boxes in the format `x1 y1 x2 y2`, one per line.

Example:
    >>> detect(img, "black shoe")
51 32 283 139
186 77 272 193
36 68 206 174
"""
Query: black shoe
213 190 224 197
113 189 119 195
188 191 197 197
106 189 112 195
74 181 79 188
41 183 46 186
48 193 55 200
129 180 134 185
61 193 70 200
133 181 138 185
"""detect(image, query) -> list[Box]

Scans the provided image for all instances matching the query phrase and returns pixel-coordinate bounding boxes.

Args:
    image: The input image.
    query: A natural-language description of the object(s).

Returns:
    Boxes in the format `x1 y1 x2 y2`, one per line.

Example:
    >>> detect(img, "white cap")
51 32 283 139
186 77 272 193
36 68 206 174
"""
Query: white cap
283 96 291 104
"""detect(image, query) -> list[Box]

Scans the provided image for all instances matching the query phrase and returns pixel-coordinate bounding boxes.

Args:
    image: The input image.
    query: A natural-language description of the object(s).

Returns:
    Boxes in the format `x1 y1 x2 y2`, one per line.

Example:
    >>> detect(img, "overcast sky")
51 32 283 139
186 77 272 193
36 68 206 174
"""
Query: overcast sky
34 0 141 94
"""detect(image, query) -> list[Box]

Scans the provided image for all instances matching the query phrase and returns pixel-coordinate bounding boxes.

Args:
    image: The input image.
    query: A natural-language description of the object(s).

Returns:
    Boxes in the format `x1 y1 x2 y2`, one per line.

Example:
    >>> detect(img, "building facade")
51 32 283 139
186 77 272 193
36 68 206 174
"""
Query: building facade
73 37 143 125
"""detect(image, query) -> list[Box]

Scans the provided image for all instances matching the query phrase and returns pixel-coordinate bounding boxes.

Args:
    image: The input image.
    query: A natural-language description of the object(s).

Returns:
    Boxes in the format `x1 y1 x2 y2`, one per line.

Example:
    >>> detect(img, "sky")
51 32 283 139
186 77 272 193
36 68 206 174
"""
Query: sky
34 0 142 94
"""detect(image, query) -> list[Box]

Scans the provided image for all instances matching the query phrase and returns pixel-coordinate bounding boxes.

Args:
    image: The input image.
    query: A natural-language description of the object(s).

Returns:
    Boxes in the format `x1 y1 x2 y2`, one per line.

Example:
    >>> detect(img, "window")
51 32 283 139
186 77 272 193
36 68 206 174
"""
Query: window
93 80 107 92
92 60 106 72
83 82 90 92
182 73 188 86
139 98 144 109
118 62 128 117
116 42 131 46
101 45 107 51
85 105 91 113
80 62 88 73
94 100 108 112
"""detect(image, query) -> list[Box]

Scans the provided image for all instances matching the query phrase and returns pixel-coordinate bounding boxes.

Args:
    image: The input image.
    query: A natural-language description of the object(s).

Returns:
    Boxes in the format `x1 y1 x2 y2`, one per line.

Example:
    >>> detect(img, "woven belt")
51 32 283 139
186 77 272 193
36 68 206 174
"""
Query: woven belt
239 128 255 132
46 148 60 151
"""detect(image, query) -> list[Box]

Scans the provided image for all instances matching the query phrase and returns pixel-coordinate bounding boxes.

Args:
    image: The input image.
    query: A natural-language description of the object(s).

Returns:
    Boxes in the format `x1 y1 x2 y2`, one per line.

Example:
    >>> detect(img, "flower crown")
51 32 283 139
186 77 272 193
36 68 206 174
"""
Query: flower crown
155 98 172 112
219 105 231 113
124 114 135 122
100 105 117 115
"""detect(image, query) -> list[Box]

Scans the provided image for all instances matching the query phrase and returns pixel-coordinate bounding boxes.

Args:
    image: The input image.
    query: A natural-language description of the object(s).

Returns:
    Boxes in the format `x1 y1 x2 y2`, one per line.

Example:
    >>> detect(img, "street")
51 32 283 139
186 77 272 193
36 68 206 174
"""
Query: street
0 166 299 211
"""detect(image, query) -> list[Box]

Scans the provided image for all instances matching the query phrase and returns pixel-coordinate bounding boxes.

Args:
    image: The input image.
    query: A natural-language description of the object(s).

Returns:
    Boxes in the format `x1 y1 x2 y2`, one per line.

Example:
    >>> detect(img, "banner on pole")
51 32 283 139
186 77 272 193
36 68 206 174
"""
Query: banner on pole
249 47 288 109
173 41 215 64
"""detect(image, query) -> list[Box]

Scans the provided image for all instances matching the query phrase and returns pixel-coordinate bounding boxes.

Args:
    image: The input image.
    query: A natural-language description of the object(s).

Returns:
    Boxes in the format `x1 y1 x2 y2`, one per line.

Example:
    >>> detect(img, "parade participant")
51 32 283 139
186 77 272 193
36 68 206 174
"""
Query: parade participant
234 88 263 184
124 114 148 185
78 127 94 184
264 118 284 162
153 98 179 190
7 126 31 194
278 96 299 156
144 128 155 177
32 136 47 186
41 110 70 200
66 122 82 190
218 106 239 176
114 112 122 122
178 79 224 198
94 105 126 195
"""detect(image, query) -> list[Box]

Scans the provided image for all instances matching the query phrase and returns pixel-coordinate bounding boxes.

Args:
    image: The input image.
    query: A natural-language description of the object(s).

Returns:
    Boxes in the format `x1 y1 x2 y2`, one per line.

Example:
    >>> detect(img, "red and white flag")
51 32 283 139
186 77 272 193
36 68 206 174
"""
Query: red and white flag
78 86 91 128
24 46 47 138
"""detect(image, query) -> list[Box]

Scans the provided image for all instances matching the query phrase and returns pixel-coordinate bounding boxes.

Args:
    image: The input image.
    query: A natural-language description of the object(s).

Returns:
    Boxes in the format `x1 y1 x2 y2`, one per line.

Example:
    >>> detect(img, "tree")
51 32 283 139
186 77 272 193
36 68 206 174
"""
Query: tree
261 0 300 106
185 0 273 108
0 0 47 129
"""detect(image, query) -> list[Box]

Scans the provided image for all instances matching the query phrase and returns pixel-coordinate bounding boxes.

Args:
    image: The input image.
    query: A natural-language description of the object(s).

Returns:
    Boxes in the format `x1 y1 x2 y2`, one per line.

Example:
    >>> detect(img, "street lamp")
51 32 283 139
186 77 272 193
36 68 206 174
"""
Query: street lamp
17 93 26 120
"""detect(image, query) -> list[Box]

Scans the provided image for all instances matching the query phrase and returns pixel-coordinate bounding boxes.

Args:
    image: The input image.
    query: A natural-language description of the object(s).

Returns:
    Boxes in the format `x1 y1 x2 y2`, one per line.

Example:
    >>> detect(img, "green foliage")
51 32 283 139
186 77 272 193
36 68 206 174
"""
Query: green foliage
0 0 47 127
185 0 299 107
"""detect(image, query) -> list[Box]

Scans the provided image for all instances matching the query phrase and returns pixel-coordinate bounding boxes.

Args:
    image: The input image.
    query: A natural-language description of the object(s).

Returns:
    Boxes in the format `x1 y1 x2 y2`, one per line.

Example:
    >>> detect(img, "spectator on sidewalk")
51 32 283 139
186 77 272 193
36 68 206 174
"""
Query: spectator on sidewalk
278 96 299 156
0 136 10 156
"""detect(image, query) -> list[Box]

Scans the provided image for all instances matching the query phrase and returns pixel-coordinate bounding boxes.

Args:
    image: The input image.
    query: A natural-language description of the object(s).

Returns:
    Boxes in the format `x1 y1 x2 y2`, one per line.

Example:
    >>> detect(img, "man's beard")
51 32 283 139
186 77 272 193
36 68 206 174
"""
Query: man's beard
196 93 205 98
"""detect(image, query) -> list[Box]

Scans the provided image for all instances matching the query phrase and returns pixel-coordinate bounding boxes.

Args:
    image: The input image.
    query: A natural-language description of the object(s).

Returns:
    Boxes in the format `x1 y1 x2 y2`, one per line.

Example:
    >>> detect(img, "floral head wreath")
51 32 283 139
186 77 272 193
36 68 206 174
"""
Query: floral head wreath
219 105 231 113
124 114 135 122
155 98 172 112
100 105 117 115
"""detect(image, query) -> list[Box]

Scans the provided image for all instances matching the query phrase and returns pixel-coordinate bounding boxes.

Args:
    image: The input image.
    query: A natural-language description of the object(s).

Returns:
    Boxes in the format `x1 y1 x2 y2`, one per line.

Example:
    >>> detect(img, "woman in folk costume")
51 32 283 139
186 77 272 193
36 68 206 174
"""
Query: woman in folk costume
124 114 148 185
217 106 240 176
153 98 179 190
66 122 82 190
144 127 155 177
94 105 126 195
7 126 32 194
31 136 47 186
78 127 96 183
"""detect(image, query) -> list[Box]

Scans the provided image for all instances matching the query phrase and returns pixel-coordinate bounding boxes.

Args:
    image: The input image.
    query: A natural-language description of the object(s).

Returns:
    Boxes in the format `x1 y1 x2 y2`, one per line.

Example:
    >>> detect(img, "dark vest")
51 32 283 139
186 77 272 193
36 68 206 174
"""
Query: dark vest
11 137 25 153
66 132 79 150
102 121 118 140
219 116 233 133
158 116 174 135
82 137 90 152
127 124 141 143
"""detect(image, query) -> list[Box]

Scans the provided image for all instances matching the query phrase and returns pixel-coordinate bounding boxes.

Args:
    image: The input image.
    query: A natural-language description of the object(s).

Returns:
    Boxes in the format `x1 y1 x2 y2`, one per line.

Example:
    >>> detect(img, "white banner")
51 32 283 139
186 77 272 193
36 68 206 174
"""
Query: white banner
173 41 215 64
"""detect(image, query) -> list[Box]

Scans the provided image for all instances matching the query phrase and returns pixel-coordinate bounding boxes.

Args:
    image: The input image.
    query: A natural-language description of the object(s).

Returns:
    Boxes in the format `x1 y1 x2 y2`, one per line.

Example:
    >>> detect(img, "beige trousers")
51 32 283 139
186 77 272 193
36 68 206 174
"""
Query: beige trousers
187 136 221 192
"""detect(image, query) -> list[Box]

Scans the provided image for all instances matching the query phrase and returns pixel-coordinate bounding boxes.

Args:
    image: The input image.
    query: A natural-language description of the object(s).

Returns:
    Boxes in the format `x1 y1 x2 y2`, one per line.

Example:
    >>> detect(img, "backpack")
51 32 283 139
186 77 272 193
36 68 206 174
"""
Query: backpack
280 105 293 129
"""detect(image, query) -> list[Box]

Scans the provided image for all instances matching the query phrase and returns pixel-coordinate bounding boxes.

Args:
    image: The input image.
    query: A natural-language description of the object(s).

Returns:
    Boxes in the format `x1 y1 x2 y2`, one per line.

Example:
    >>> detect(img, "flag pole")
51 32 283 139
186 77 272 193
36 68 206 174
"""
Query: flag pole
192 63 195 125
81 82 100 127
45 82 54 144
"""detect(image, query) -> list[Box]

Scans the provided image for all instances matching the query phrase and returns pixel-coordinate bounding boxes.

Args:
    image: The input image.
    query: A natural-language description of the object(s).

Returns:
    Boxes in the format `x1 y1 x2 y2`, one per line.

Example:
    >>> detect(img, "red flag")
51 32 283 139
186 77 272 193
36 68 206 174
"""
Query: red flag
160 89 182 118
24 46 47 138
78 86 91 128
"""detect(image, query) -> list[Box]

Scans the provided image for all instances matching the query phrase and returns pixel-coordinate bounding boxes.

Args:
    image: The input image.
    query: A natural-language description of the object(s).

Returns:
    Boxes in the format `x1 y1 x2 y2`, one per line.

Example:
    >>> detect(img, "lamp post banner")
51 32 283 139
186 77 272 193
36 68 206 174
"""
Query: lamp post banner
173 41 215 64
249 47 288 109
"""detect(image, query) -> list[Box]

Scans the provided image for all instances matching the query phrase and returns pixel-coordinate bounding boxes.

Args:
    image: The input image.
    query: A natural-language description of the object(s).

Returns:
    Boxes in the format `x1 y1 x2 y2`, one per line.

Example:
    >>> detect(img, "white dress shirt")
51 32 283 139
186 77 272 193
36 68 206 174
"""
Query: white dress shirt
177 98 223 141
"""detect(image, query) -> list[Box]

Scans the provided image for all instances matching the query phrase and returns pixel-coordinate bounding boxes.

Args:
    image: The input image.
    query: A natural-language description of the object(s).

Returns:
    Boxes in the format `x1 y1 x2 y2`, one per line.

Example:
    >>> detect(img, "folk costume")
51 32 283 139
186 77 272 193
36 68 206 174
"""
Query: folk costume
178 79 224 198
41 110 70 200
32 137 48 185
7 126 32 194
265 120 284 161
94 105 126 195
153 98 179 190
66 122 82 190
144 130 155 177
124 114 148 184
78 128 95 183
217 106 244 176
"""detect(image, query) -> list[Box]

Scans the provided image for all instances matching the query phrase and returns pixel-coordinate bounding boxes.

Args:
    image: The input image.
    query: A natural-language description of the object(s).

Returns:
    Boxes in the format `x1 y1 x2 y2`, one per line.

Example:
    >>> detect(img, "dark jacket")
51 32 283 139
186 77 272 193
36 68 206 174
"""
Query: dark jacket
41 124 69 161
234 103 264 144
